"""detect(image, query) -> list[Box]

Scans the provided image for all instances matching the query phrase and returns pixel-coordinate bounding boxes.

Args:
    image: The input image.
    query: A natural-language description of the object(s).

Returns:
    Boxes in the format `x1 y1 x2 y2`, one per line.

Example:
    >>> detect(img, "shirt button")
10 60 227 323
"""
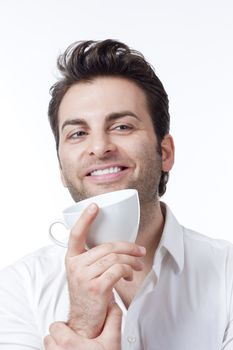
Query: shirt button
127 335 136 343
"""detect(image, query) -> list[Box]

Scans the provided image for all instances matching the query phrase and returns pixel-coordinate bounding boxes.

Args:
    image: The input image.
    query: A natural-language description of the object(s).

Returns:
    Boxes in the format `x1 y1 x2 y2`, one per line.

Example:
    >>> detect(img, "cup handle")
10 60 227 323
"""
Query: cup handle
49 221 69 248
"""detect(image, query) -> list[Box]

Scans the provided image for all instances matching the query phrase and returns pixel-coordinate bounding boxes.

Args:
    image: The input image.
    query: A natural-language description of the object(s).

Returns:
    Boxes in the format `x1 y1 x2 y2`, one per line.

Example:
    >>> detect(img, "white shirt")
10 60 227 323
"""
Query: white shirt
0 204 233 350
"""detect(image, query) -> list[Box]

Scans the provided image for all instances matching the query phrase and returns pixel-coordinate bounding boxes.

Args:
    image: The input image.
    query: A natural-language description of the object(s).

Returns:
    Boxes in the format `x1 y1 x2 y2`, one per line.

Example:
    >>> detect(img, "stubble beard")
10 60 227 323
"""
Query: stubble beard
62 147 162 208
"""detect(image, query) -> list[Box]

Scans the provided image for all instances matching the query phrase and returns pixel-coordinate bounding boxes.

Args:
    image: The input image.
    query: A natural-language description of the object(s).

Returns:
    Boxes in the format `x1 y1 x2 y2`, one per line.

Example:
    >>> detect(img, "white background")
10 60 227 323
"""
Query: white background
0 0 232 269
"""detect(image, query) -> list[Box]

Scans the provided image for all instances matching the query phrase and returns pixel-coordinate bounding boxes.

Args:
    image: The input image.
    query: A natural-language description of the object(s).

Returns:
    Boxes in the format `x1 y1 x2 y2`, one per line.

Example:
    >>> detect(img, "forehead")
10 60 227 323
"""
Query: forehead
58 76 152 126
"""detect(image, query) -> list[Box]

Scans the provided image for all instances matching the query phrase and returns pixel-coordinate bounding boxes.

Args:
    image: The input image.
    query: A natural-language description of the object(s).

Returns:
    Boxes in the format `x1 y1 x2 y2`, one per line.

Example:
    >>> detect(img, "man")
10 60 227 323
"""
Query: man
0 39 232 350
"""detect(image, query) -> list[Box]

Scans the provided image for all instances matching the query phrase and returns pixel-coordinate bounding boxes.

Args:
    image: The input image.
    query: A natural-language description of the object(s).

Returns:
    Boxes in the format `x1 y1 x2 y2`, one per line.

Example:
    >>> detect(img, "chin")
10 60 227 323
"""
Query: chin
69 181 133 202
88 183 131 198
93 184 128 195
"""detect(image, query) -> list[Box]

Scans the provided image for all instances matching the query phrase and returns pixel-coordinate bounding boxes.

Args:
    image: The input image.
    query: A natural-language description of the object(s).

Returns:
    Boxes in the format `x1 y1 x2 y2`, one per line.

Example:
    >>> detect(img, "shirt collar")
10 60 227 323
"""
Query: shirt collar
152 202 184 279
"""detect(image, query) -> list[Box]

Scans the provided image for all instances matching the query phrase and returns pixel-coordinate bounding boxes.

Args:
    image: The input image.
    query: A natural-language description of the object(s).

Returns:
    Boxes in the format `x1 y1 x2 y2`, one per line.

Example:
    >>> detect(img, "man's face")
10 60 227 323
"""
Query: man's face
58 77 169 205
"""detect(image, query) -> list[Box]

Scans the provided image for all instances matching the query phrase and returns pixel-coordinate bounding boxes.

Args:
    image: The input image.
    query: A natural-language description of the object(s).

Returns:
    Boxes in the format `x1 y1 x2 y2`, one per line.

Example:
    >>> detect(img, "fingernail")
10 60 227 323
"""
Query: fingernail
88 203 97 213
138 246 146 254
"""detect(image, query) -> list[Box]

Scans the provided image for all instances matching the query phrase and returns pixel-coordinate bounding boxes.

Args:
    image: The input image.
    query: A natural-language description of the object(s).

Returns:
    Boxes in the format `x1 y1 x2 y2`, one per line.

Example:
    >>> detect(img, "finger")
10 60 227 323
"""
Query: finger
101 303 122 344
44 335 60 350
49 322 78 347
88 253 144 279
98 263 133 292
78 241 146 267
66 203 99 257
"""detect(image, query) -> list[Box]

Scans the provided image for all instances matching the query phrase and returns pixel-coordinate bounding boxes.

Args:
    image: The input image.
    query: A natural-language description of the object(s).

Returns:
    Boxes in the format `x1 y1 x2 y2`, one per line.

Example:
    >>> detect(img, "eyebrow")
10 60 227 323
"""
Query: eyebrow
61 111 140 132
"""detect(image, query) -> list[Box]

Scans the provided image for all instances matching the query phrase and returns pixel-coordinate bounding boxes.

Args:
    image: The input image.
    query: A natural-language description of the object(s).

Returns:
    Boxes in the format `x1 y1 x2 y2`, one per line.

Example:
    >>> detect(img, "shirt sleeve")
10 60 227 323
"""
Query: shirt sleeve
0 262 42 350
222 245 233 350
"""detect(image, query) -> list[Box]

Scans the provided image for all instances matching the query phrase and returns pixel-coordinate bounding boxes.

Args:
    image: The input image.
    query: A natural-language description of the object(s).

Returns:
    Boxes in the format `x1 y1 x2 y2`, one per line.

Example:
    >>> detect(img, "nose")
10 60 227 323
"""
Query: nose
87 132 117 158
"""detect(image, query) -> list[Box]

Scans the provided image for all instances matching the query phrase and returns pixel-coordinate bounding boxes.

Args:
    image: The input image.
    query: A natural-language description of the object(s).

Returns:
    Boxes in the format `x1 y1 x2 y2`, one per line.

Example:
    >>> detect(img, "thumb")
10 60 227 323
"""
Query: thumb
66 203 99 257
101 303 122 344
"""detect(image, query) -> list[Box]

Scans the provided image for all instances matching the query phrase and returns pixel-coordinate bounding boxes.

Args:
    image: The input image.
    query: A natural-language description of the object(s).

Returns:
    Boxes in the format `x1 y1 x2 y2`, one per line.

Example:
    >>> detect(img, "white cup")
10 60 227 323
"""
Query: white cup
49 189 140 249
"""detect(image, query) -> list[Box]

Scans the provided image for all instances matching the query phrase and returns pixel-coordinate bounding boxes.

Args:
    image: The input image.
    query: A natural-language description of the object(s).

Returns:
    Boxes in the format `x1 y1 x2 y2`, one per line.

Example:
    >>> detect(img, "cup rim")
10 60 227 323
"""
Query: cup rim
63 188 138 214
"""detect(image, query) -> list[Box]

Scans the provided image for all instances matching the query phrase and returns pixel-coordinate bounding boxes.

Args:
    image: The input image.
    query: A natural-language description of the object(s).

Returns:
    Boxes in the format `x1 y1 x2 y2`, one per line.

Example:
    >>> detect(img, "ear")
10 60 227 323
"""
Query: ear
161 134 175 172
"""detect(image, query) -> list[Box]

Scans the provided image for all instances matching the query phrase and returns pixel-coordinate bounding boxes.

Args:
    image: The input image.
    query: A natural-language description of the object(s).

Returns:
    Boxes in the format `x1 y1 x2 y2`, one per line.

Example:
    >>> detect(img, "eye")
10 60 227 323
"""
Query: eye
69 130 88 139
113 124 133 131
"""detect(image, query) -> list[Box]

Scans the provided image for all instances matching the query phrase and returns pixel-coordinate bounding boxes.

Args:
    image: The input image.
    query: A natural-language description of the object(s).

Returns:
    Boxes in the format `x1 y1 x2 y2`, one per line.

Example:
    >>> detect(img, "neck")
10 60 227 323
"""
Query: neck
114 199 165 308
136 199 165 267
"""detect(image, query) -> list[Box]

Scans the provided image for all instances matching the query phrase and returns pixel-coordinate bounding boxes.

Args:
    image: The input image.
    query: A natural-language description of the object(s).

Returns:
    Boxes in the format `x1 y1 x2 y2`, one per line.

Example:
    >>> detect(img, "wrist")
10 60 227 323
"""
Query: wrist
67 315 103 339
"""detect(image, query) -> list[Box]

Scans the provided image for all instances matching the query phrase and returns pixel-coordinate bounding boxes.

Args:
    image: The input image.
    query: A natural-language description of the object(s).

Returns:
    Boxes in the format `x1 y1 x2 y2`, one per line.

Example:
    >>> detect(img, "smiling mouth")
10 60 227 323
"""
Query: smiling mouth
87 166 127 176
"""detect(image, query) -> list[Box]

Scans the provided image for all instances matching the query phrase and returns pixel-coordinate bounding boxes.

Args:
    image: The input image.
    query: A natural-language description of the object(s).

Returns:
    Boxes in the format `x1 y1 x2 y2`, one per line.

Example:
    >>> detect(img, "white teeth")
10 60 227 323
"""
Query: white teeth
90 167 122 176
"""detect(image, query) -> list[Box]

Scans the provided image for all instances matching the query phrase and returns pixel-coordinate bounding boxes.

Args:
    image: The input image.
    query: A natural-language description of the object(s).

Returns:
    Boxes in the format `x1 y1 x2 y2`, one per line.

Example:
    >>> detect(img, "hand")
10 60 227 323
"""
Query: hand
44 303 122 350
65 203 146 338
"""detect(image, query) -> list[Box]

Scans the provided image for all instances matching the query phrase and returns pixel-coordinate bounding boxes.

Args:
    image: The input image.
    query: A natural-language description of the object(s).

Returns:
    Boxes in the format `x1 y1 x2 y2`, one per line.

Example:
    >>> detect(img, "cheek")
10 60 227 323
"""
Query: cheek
129 142 156 176
132 136 156 159
59 145 78 168
59 152 75 177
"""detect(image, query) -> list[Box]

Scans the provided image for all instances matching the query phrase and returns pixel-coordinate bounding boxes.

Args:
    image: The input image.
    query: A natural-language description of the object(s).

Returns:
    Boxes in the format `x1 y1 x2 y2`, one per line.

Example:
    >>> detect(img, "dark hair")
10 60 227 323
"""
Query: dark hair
48 39 170 196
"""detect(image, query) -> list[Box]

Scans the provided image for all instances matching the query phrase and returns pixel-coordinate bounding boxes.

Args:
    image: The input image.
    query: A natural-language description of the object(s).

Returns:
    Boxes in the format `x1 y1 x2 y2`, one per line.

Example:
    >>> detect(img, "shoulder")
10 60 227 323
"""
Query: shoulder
163 203 233 270
0 244 66 285
182 225 233 276
0 244 67 318
183 225 233 253
0 245 68 343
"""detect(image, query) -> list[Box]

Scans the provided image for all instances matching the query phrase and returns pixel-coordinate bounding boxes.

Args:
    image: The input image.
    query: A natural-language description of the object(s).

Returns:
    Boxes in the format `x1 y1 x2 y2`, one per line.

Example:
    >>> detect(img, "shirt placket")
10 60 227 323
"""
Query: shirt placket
114 269 158 350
